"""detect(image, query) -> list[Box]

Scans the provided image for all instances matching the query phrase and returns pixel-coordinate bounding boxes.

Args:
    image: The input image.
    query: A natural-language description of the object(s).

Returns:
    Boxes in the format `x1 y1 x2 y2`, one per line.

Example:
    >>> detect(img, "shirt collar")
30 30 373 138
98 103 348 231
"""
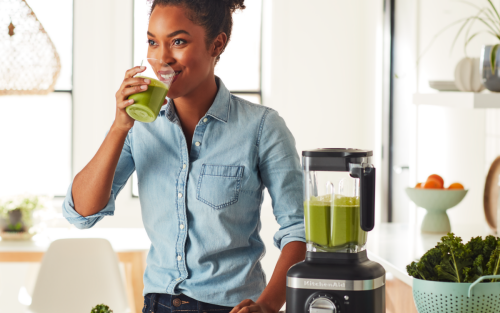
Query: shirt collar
160 76 230 123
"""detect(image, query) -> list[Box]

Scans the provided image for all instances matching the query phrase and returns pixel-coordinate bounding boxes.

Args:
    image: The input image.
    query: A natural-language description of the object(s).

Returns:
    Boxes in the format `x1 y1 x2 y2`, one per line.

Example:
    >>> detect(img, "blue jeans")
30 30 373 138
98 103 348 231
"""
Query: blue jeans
143 293 234 313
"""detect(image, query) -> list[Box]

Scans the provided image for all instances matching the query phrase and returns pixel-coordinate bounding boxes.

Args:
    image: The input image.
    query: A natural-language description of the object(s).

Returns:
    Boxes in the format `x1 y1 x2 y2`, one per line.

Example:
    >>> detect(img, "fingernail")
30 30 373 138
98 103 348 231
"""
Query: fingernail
144 78 150 84
129 99 134 104
140 66 146 70
141 85 147 90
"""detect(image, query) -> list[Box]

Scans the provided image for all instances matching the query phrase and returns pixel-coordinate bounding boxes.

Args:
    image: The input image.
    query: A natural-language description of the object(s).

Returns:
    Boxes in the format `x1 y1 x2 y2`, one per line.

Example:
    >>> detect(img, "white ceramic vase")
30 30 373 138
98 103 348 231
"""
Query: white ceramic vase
454 57 485 92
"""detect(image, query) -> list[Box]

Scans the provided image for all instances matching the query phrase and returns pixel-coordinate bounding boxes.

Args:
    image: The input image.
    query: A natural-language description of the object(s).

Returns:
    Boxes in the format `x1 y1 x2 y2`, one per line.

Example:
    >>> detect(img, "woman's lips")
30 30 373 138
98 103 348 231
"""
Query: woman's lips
157 70 181 84
172 71 181 83
157 70 175 84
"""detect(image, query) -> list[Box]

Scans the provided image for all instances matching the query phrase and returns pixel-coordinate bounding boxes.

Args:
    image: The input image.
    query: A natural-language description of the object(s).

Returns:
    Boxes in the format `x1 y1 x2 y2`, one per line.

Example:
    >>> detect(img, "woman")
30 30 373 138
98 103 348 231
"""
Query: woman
62 1 306 313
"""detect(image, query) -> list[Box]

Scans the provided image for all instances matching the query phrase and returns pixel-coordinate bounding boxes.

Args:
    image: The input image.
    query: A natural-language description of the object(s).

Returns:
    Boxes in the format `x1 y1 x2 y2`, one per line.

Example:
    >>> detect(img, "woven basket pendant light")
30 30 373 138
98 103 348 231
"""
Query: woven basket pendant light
0 0 61 95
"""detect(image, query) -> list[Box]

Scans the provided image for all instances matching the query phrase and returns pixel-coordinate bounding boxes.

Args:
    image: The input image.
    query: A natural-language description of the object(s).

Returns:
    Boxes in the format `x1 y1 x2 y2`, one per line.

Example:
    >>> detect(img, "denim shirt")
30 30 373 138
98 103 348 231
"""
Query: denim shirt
62 77 305 306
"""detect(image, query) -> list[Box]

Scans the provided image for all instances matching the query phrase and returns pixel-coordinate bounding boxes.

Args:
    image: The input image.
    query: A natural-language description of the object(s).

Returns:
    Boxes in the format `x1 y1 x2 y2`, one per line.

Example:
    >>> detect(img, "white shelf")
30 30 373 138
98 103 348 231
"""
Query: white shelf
413 92 500 109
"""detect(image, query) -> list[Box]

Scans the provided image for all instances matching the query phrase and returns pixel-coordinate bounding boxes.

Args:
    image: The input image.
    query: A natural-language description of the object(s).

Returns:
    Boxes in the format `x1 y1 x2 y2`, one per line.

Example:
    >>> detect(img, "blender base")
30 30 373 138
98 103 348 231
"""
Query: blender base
286 250 385 313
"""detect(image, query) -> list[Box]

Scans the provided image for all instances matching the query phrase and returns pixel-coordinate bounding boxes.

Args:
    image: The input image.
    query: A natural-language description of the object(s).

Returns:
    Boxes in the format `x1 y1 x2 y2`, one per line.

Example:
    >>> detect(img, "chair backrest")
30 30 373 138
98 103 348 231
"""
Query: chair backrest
29 238 129 313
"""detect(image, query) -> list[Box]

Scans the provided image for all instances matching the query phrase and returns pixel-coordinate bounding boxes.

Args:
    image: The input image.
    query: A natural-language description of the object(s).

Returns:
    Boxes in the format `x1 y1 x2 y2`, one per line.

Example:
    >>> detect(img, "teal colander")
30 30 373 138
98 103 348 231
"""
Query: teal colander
413 275 500 313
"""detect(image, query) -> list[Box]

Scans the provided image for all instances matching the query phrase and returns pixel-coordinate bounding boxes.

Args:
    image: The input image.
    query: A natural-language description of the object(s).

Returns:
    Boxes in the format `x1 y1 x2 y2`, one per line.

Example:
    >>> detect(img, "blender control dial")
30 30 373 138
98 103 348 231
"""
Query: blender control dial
308 294 337 313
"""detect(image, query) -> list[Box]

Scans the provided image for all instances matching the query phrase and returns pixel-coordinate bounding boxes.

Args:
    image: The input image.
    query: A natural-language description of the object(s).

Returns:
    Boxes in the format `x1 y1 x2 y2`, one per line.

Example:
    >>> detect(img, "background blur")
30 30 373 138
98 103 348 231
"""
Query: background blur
1 0 498 311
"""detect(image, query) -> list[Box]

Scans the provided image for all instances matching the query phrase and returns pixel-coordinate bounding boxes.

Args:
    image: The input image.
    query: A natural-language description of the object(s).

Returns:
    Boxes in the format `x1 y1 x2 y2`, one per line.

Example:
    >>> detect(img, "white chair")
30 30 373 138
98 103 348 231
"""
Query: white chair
28 238 129 313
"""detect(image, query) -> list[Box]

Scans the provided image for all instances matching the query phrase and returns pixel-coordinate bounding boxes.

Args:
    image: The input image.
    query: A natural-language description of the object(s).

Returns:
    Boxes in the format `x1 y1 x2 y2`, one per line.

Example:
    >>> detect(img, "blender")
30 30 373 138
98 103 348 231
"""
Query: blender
286 149 385 313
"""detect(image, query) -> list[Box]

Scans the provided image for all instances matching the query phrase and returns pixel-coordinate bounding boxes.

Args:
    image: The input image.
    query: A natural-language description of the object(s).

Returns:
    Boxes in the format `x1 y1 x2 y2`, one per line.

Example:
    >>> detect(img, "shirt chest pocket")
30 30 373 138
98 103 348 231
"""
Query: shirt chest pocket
196 164 245 210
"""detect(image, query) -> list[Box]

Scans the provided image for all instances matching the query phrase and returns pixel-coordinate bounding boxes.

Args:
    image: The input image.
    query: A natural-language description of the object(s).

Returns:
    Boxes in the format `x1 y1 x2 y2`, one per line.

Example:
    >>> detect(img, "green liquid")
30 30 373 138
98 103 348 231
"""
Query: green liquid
304 202 330 247
126 76 168 123
304 195 367 251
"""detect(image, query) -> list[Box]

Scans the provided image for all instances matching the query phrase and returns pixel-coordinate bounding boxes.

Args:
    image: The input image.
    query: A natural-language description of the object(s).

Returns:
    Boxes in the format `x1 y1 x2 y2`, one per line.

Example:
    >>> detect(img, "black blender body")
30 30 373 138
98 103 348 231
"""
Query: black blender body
286 149 385 313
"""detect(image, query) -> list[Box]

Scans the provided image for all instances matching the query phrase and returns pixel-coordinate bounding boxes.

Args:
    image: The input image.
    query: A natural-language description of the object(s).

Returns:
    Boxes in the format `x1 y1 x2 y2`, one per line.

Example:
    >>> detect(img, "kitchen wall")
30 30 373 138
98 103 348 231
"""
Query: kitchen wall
259 0 384 282
392 0 498 229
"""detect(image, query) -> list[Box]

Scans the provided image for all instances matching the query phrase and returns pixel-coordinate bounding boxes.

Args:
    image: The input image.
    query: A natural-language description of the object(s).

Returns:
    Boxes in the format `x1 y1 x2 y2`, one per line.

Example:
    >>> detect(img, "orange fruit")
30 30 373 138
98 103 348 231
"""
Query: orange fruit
448 182 464 190
424 178 442 189
415 183 423 188
427 174 444 188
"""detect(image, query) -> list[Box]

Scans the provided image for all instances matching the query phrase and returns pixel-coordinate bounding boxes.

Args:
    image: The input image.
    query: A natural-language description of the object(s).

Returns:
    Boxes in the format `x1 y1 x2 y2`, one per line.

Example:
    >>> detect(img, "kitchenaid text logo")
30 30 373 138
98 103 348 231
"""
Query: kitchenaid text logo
303 280 345 288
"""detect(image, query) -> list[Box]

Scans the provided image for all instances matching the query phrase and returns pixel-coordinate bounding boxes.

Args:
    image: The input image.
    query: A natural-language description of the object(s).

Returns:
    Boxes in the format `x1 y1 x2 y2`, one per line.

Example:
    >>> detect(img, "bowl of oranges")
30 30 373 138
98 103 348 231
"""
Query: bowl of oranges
405 174 468 233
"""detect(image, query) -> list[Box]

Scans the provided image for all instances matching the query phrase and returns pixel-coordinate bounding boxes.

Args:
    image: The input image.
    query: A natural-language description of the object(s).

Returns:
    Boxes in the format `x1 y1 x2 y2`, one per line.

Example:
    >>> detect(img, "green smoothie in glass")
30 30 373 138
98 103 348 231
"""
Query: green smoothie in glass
126 76 169 123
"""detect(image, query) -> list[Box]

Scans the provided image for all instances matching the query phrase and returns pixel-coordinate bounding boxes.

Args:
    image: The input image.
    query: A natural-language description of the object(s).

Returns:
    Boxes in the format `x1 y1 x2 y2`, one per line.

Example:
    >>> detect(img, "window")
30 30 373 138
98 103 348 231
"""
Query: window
0 0 73 197
131 1 262 197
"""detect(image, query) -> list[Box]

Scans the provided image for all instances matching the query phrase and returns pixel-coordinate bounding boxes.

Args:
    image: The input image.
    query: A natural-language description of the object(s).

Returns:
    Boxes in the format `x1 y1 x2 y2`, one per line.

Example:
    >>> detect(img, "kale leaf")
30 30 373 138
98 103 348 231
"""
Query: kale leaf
406 247 442 280
485 238 500 282
406 233 500 283
90 304 113 313
436 233 472 282
483 235 498 261
463 255 484 283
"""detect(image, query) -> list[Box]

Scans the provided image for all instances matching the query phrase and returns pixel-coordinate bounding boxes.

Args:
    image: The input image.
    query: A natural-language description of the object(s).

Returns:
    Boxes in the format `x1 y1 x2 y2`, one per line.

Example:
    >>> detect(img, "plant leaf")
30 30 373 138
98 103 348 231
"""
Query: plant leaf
463 255 484 283
464 31 494 55
483 235 498 259
407 261 424 279
488 0 500 23
418 17 472 63
436 260 460 282
437 233 473 283
451 17 474 55
485 239 500 282
490 44 499 75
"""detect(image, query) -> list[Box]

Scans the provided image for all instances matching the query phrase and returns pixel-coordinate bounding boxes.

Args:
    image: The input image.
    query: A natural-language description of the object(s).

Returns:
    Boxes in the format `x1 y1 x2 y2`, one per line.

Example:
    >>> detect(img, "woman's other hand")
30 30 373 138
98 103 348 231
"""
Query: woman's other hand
113 66 151 132
230 299 276 313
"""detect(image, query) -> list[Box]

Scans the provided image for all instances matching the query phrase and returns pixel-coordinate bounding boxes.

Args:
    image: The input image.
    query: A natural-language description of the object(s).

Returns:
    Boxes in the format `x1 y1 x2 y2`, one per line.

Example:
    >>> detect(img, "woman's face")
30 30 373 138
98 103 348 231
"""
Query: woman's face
147 5 221 99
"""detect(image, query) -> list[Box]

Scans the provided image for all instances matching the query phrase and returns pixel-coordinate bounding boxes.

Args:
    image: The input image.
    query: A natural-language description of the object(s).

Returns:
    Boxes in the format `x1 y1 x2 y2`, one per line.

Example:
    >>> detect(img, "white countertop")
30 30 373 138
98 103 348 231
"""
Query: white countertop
366 223 494 286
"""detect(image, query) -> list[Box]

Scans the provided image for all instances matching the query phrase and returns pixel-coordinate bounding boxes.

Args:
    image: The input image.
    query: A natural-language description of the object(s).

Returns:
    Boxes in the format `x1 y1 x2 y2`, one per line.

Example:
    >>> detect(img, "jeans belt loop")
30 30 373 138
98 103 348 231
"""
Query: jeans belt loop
149 294 157 312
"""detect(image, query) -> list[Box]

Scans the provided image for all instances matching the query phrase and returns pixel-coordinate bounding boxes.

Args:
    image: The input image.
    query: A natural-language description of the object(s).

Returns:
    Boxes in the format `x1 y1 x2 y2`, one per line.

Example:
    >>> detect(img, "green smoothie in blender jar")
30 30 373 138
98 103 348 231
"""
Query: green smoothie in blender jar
304 195 331 249
330 195 367 250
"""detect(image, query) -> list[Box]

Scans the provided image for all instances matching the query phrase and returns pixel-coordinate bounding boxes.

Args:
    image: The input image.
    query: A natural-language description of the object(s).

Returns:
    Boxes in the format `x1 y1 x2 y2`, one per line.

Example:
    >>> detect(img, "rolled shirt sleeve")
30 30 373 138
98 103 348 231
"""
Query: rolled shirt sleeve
258 109 306 250
62 129 136 229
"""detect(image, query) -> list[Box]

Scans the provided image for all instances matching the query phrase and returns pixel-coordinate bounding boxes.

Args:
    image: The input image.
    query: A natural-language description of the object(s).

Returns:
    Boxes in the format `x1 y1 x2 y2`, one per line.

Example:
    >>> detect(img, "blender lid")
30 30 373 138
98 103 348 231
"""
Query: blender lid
302 148 373 158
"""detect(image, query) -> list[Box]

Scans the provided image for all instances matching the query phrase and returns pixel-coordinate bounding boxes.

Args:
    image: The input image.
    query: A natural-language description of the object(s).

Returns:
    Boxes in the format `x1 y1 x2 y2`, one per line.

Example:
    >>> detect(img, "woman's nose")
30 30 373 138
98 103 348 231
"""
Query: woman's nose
147 46 175 65
159 46 175 65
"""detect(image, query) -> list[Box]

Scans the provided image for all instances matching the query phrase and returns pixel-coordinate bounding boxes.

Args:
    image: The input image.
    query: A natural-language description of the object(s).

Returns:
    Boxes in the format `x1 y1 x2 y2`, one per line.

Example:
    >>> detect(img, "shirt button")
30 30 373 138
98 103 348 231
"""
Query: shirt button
177 255 182 261
203 118 208 123
179 224 185 229
195 141 201 147
178 193 183 198
176 277 181 281
183 164 186 169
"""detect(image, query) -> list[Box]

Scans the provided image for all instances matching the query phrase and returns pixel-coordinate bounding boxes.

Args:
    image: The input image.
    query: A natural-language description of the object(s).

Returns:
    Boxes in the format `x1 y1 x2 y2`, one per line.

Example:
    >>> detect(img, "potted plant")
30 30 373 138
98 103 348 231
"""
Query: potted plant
407 233 500 313
91 304 113 313
422 0 500 91
0 195 44 240
455 0 500 91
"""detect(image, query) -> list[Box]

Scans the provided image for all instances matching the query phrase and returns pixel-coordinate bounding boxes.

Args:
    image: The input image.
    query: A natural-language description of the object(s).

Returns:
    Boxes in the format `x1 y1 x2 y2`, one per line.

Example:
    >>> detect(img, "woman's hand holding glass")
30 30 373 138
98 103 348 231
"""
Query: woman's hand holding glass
113 66 151 132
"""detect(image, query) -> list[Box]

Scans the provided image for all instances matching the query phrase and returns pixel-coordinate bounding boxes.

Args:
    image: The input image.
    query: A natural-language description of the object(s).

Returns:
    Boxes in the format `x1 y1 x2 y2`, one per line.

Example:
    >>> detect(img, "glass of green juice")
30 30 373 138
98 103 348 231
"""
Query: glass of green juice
126 58 175 123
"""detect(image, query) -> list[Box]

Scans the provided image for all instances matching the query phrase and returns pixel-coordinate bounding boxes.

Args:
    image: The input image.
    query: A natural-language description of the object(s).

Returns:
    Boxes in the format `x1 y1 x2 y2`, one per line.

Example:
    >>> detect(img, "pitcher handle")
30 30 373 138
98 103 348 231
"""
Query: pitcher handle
468 275 500 298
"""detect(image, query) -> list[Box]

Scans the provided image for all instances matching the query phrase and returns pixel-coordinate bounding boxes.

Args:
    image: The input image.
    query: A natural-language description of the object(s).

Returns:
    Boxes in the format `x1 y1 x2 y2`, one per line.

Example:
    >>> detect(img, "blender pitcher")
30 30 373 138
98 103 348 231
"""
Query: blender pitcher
303 148 376 253
286 148 384 313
